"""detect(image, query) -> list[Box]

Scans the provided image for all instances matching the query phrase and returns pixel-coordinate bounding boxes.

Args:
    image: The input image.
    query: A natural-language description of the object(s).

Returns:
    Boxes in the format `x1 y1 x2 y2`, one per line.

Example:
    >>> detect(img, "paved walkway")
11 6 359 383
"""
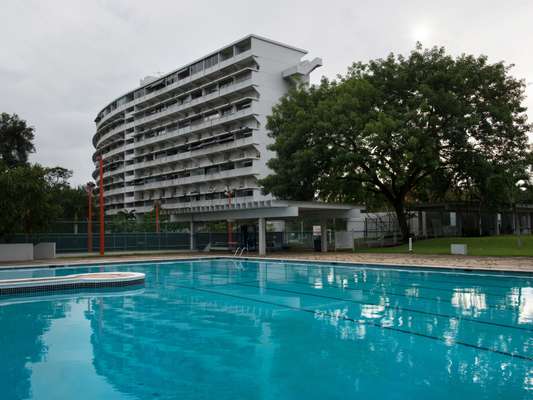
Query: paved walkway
1 251 532 273
260 252 533 273
0 252 206 269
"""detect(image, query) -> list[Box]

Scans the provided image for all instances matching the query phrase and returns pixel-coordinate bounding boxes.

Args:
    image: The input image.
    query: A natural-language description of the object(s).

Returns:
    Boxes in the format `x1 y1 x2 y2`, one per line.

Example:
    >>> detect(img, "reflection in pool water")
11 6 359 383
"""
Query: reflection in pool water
451 289 487 316
0 260 532 399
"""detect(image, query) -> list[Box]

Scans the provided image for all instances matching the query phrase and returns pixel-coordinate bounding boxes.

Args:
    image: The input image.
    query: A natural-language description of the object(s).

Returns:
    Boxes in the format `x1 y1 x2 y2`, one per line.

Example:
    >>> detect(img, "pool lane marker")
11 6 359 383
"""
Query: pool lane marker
195 259 529 299
164 261 523 309
259 266 521 300
170 261 523 311
205 265 522 311
362 282 514 301
174 283 533 362
361 273 529 291
244 258 533 284
235 282 533 333
277 277 520 313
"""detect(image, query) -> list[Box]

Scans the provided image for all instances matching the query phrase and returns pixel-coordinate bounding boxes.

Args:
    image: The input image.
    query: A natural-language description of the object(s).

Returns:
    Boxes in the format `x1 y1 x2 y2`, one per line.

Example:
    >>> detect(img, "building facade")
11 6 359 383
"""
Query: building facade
92 35 322 218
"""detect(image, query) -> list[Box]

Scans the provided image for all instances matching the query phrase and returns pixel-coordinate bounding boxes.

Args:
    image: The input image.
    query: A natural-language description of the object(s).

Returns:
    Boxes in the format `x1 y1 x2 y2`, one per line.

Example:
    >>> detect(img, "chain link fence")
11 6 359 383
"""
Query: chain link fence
8 232 191 253
1 220 409 254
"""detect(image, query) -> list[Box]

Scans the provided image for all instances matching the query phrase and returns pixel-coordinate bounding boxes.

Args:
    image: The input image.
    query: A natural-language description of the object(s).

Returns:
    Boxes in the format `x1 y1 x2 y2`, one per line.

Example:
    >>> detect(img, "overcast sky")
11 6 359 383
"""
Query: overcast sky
1 0 532 186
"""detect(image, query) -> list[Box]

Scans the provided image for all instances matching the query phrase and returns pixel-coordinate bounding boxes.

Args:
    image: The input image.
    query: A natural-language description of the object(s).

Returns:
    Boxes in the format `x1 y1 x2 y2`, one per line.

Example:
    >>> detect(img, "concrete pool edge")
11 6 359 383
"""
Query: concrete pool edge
0 271 146 295
0 255 531 276
230 256 533 276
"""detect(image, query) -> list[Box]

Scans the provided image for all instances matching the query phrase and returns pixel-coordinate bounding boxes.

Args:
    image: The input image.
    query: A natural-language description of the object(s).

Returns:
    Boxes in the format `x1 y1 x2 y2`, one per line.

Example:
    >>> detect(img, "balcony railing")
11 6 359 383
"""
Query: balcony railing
132 78 255 129
95 49 255 128
133 166 255 191
133 137 257 171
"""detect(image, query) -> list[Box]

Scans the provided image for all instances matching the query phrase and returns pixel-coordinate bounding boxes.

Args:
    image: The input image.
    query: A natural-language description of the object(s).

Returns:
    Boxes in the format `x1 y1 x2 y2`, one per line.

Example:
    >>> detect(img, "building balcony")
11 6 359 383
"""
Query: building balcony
133 104 257 151
132 78 256 129
130 191 258 214
94 121 134 148
133 136 257 172
95 49 255 129
103 186 127 196
133 166 255 191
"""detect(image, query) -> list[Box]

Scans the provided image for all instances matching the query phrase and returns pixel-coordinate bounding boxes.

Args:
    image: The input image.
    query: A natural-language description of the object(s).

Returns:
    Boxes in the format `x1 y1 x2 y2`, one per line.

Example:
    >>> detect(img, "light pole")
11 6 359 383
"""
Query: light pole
154 199 160 233
225 186 234 248
98 155 105 256
85 182 95 253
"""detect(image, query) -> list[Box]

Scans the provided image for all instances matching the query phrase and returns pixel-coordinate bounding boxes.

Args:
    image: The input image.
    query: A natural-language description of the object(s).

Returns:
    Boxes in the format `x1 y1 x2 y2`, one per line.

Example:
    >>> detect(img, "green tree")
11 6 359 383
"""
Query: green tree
45 166 72 189
261 45 531 241
0 113 35 167
109 210 137 233
45 167 88 221
0 163 61 239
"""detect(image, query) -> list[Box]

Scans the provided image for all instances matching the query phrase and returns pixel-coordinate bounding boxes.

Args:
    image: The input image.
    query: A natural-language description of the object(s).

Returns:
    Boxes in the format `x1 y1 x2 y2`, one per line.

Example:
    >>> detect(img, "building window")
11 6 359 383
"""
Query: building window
191 90 202 100
219 46 233 61
236 100 252 111
177 68 190 80
204 54 218 69
204 84 217 95
234 38 251 54
235 71 252 83
220 107 232 117
219 78 233 89
235 189 254 198
190 61 204 75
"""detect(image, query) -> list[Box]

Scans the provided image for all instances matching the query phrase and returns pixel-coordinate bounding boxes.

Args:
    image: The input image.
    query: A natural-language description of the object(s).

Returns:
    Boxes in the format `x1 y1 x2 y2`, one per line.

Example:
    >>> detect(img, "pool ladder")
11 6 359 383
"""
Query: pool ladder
233 246 248 257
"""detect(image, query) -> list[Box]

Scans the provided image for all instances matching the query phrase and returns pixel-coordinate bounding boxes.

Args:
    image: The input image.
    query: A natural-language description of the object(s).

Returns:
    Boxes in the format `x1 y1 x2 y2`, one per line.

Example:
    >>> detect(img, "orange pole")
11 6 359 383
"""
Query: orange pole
227 191 233 246
99 156 105 256
155 201 160 233
87 188 92 253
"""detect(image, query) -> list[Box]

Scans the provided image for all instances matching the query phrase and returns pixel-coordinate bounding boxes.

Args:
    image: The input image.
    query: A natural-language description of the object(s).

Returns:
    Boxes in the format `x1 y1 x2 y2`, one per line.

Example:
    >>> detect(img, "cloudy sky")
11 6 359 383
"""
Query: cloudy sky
1 0 532 186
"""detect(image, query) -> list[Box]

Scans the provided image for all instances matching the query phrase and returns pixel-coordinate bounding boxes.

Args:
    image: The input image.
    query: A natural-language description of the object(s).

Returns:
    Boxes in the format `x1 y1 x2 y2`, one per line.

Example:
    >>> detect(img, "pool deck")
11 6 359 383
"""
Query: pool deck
0 251 532 273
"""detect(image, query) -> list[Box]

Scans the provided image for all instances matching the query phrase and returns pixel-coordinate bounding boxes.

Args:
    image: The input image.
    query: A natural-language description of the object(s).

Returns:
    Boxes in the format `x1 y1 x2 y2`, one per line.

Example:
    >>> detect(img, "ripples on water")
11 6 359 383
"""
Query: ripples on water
0 259 531 400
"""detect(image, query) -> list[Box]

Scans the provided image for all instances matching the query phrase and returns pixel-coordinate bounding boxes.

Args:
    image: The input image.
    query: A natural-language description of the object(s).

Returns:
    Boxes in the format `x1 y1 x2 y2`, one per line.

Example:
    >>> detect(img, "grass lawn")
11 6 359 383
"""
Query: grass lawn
356 235 533 257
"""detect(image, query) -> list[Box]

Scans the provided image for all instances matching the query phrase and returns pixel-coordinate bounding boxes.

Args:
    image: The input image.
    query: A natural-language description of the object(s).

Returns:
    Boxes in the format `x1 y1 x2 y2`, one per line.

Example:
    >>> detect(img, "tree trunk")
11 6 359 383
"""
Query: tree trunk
392 200 410 243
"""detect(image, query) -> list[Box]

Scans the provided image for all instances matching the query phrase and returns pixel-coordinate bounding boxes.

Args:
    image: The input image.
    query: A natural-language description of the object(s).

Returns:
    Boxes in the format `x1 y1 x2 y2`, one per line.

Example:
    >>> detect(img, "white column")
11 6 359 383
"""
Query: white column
190 220 195 251
258 217 266 256
320 220 328 252
421 212 427 237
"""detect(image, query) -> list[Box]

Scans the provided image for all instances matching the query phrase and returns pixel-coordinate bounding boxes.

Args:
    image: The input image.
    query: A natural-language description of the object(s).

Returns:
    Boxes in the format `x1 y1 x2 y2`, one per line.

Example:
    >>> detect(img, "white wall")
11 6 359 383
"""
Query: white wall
0 244 34 262
34 242 56 260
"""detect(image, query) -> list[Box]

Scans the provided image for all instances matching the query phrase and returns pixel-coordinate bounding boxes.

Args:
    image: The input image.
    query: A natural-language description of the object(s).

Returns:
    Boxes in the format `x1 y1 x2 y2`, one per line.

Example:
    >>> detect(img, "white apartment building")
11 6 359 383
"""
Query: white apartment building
92 35 322 218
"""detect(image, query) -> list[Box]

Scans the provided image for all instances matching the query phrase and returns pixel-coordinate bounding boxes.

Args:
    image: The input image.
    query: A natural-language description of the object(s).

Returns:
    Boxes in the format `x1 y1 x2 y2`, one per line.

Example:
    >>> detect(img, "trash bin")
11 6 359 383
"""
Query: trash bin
313 236 321 252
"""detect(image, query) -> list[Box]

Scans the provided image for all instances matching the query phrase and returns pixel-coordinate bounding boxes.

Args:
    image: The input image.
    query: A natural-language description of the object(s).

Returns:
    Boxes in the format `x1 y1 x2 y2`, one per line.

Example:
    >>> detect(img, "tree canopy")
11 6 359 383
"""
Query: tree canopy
0 162 60 238
261 44 532 240
0 112 35 167
0 114 89 239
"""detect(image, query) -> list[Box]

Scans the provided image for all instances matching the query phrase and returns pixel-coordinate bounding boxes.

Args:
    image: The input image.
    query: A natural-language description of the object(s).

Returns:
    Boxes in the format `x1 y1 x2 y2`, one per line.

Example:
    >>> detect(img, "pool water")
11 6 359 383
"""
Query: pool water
0 259 532 400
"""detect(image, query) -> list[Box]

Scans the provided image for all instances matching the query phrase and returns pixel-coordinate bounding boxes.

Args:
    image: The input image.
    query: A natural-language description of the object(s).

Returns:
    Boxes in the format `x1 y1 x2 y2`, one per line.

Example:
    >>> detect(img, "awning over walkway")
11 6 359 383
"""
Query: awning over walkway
169 200 363 223
169 200 363 256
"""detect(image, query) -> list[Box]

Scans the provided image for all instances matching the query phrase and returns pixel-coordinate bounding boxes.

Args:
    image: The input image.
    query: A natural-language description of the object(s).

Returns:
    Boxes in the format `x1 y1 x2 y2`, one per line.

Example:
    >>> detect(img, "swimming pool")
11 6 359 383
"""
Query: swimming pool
0 258 531 399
